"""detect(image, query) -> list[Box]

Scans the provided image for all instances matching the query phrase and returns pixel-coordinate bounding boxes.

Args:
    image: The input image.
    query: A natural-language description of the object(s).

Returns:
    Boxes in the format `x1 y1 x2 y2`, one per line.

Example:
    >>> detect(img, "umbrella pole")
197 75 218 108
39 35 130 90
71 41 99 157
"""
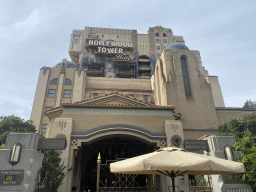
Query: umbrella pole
171 176 175 192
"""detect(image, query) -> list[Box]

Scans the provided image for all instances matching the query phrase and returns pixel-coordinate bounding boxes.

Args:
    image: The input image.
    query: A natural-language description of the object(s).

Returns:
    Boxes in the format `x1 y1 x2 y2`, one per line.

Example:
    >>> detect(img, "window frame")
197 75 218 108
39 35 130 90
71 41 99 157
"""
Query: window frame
74 39 78 44
63 89 72 98
163 39 167 43
65 78 72 85
156 39 159 43
47 89 56 98
42 124 47 134
156 46 160 50
157 53 161 57
180 56 192 97
155 33 159 37
163 33 167 37
143 95 149 102
49 78 58 85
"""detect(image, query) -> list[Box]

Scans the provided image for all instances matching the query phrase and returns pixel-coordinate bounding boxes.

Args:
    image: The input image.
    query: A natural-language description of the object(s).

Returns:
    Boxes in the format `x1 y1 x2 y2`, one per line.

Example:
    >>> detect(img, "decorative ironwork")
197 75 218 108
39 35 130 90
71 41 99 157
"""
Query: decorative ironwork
188 175 212 192
98 159 159 192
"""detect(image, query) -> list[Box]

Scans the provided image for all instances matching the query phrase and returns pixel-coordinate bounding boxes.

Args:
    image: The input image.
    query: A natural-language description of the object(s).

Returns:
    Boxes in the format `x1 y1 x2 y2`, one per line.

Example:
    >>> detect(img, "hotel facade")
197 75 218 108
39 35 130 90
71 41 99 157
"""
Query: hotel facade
30 26 255 192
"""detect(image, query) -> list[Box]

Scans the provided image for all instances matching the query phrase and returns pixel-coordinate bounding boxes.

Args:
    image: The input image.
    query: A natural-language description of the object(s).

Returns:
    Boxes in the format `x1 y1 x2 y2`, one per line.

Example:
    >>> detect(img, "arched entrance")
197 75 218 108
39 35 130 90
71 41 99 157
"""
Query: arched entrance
79 134 157 192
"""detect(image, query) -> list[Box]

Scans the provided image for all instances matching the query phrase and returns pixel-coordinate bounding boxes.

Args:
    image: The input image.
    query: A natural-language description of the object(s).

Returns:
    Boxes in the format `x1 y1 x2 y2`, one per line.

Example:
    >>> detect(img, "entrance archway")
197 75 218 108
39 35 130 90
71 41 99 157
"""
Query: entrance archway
79 134 157 192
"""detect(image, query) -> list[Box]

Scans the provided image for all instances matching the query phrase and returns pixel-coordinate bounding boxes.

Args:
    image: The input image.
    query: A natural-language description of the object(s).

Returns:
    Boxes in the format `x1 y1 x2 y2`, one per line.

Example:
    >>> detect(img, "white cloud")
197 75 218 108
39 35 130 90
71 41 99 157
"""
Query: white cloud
0 94 32 109
13 10 41 29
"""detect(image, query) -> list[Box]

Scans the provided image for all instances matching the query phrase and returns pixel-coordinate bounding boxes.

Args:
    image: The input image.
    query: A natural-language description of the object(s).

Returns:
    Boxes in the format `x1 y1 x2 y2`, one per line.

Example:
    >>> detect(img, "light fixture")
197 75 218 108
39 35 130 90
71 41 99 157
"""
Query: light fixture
179 175 184 183
224 145 234 161
9 142 23 165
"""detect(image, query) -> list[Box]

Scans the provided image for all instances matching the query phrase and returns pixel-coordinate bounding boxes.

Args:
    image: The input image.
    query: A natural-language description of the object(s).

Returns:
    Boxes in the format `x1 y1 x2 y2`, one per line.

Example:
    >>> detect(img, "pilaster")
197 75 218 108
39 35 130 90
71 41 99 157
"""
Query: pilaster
30 67 50 131
72 70 85 103
51 118 73 192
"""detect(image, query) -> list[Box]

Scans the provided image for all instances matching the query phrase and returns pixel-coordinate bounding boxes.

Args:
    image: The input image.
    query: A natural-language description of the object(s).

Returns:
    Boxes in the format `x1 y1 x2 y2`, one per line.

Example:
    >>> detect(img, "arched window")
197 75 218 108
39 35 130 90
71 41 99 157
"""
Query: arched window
163 33 166 37
155 33 159 37
65 78 72 85
49 78 58 85
181 57 191 96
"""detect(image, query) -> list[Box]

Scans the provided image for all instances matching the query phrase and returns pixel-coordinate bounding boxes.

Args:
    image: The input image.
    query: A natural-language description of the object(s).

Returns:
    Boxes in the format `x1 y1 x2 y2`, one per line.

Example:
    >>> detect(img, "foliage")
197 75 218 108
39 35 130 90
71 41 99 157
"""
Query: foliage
218 112 256 190
0 115 36 145
0 144 5 149
243 99 256 109
39 149 66 192
0 116 65 191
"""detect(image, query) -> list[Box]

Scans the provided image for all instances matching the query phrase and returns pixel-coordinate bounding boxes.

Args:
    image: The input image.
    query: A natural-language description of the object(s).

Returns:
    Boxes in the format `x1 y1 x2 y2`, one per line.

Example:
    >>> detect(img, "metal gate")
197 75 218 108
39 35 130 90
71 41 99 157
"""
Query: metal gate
188 175 212 192
98 159 160 192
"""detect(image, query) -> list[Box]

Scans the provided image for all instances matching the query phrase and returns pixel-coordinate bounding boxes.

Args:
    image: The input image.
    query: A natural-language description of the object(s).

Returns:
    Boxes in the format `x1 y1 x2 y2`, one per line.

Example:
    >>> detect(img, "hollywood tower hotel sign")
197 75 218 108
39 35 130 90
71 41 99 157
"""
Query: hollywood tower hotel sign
86 34 134 60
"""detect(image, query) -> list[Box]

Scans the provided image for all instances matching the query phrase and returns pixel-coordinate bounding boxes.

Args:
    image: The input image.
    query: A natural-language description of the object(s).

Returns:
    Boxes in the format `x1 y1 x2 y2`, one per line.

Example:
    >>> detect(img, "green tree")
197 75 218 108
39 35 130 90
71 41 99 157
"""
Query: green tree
0 115 65 191
0 115 36 145
39 149 66 191
218 112 256 190
243 99 256 109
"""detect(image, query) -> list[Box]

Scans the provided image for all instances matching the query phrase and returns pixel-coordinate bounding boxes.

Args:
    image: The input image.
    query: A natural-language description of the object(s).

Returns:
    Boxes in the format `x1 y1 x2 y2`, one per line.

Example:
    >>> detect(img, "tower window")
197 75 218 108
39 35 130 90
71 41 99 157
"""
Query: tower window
181 57 191 96
74 39 78 44
143 95 149 102
47 89 56 97
102 35 104 38
156 46 160 50
42 124 47 134
49 78 58 85
65 78 72 85
157 53 161 57
163 33 166 37
155 33 159 37
164 39 167 43
156 39 159 43
63 90 72 98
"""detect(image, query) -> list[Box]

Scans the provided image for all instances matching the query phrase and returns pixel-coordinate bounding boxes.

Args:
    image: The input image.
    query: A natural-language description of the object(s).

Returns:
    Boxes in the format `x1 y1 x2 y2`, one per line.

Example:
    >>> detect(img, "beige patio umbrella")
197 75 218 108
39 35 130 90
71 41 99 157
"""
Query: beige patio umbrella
110 147 245 192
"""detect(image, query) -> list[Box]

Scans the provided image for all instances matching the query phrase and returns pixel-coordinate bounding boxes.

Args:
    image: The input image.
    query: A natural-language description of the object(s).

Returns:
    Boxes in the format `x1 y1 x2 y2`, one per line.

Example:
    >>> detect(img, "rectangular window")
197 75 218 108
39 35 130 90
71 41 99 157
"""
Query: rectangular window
143 95 149 102
42 124 47 134
156 39 159 43
63 90 72 98
157 53 161 57
47 89 56 98
164 39 167 43
74 39 78 44
102 34 104 38
93 93 98 97
156 46 160 50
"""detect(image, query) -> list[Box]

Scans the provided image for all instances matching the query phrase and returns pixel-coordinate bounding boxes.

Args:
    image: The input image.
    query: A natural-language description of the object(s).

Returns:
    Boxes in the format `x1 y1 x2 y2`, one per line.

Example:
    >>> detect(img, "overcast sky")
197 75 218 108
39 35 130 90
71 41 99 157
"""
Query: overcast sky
1 0 256 120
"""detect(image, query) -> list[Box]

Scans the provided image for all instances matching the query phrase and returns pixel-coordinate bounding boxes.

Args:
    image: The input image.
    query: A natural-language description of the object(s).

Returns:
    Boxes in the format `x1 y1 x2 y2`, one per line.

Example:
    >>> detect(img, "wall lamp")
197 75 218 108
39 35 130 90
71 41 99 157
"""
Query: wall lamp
9 142 23 165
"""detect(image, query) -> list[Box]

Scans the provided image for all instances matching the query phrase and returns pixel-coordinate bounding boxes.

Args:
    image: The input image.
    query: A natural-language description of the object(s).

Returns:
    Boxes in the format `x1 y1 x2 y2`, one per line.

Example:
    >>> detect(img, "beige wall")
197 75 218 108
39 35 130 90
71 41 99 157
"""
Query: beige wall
155 49 219 131
216 109 256 125
206 76 225 107
60 110 175 134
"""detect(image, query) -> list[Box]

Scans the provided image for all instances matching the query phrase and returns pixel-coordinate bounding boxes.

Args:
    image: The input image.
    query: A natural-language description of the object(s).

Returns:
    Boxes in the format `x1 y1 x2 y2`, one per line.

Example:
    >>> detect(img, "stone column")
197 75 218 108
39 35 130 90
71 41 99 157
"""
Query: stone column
72 69 85 103
51 118 73 192
163 120 189 192
30 67 50 131
55 73 65 107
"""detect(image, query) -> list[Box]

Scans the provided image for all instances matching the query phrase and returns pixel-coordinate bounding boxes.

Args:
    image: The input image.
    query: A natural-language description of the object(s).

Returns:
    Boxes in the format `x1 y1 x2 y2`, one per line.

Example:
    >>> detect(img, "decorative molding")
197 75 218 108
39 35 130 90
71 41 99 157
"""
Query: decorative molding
72 124 166 140
40 67 50 75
